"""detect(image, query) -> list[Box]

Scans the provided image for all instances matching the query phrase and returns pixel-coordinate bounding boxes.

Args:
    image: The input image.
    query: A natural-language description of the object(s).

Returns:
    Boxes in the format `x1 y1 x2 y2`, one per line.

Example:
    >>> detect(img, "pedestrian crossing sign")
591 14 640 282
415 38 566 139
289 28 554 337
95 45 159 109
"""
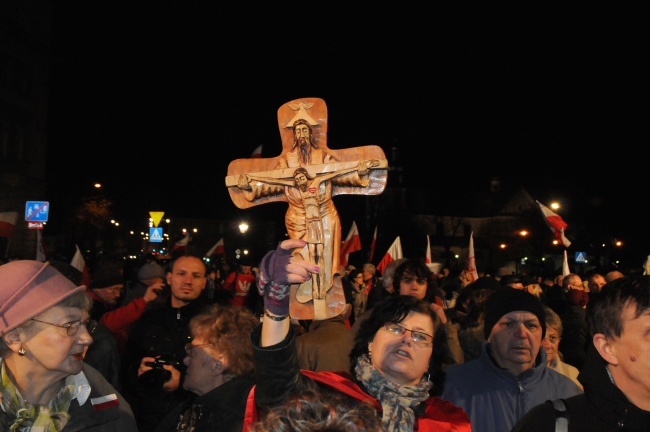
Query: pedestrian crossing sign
575 252 587 263
150 227 163 243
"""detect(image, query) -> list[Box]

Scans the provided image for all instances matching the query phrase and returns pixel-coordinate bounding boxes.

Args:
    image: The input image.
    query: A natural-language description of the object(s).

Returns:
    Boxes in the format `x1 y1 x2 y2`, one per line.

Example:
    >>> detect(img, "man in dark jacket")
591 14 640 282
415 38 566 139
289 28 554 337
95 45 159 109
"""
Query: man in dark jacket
121 255 208 432
512 276 650 431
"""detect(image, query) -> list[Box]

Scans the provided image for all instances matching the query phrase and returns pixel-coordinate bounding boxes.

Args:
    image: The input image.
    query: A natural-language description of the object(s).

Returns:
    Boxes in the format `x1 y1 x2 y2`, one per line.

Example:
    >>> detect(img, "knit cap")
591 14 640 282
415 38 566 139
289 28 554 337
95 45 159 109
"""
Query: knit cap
137 262 166 282
484 288 546 339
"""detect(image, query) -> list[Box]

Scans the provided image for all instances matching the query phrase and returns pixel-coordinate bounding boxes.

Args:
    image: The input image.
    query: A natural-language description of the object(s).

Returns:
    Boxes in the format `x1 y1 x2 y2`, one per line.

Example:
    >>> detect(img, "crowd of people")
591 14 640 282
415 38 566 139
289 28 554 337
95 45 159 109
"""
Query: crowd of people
1 242 649 431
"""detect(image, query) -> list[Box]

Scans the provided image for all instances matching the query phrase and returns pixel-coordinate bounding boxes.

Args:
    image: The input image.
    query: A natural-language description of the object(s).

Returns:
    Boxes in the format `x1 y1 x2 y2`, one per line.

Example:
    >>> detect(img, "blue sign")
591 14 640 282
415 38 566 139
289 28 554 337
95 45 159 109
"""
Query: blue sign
150 227 163 243
25 201 49 222
575 252 587 263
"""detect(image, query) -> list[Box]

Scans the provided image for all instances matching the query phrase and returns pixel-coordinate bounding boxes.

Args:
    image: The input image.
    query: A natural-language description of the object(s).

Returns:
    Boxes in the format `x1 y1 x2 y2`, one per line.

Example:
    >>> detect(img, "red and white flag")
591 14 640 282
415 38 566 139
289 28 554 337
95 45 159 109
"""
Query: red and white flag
205 238 225 257
70 245 91 287
377 236 403 275
536 200 571 248
340 221 362 267
562 250 570 276
0 211 18 238
368 226 378 262
425 235 432 264
467 232 479 282
173 232 190 252
250 144 263 158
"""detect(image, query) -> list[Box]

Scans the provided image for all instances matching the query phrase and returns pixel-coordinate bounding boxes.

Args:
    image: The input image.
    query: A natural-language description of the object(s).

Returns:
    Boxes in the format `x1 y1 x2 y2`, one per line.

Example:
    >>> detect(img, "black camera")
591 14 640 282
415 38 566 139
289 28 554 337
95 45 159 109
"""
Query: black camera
137 356 179 395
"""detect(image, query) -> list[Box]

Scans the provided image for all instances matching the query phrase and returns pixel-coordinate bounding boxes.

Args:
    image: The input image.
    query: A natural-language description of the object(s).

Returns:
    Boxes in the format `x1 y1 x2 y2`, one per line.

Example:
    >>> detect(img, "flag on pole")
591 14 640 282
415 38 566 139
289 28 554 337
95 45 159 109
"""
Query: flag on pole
425 235 432 264
250 144 263 158
368 226 378 262
173 232 190 252
36 230 46 262
205 238 225 257
562 250 570 276
536 200 571 247
340 221 362 267
0 211 18 238
71 244 92 286
467 232 479 282
377 236 403 275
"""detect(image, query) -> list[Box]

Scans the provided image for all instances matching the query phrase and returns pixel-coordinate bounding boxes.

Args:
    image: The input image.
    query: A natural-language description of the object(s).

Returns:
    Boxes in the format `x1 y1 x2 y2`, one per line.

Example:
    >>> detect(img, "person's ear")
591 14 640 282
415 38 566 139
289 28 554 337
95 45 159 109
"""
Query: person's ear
3 329 23 353
593 333 618 365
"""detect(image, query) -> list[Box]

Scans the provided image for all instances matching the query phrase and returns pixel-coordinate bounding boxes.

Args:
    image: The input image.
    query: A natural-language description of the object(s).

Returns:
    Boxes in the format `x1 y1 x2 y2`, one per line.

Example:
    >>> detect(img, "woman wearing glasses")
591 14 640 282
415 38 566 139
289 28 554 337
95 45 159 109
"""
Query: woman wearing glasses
0 260 137 431
155 304 258 432
246 239 471 432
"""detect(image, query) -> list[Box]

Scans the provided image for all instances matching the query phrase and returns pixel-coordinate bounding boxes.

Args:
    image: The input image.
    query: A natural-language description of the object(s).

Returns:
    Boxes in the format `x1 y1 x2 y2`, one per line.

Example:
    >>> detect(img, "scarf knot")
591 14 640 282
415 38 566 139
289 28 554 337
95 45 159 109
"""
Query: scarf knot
354 354 432 432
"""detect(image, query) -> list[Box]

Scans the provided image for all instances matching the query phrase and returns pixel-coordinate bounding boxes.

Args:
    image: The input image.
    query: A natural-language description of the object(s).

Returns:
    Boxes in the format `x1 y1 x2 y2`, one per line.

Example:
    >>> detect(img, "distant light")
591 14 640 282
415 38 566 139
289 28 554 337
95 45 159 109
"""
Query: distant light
519 230 528 237
94 183 102 189
239 222 249 233
500 243 507 249
550 202 560 210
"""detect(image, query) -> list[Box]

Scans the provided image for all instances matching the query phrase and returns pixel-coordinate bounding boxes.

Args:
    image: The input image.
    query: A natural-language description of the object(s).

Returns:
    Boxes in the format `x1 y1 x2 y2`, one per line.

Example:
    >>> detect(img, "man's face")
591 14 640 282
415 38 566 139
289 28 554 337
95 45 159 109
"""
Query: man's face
607 302 650 408
93 284 124 307
294 173 308 191
295 124 311 145
488 311 544 375
588 275 606 293
167 256 206 306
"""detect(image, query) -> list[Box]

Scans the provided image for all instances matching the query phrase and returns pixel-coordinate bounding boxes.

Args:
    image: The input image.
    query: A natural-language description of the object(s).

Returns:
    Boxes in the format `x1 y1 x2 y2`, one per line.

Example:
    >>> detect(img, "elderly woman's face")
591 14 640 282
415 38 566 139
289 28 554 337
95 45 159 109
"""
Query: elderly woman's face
23 306 93 376
368 311 434 386
182 335 221 396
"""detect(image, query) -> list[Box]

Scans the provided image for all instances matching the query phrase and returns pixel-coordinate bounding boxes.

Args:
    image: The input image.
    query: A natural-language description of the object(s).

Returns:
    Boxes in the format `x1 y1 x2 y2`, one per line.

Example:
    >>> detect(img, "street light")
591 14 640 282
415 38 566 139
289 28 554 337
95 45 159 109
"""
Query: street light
239 222 249 234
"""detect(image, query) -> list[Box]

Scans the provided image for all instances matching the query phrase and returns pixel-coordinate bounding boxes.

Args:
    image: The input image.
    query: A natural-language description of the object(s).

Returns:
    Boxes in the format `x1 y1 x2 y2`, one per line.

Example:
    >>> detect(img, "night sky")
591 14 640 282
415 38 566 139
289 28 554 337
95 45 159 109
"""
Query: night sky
45 3 650 263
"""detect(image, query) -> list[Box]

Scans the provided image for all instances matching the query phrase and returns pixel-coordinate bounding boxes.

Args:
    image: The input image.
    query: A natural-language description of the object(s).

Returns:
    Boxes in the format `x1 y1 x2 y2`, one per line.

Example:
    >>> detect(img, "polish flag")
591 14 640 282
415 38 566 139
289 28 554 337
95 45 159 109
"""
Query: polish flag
368 226 378 262
340 221 362 267
251 144 263 158
537 200 571 247
376 236 403 275
173 232 190 252
71 244 92 287
425 235 432 264
0 211 18 238
467 232 479 282
205 238 225 257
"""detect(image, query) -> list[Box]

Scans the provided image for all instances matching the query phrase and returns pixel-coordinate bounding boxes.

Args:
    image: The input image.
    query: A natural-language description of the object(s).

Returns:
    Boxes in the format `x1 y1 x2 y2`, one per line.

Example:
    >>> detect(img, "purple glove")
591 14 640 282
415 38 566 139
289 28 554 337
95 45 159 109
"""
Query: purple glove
258 242 294 316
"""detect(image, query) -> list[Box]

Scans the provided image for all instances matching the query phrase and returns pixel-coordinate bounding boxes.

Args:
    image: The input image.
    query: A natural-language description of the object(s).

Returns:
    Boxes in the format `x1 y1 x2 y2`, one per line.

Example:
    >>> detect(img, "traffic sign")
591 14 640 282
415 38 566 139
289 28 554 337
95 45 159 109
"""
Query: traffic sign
27 222 44 230
25 201 49 222
575 252 587 263
150 227 163 242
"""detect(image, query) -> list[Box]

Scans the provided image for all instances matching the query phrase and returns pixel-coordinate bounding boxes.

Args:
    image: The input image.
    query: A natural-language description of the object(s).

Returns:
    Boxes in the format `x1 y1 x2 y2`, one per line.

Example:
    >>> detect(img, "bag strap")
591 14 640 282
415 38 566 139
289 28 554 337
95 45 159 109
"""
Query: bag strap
552 399 569 432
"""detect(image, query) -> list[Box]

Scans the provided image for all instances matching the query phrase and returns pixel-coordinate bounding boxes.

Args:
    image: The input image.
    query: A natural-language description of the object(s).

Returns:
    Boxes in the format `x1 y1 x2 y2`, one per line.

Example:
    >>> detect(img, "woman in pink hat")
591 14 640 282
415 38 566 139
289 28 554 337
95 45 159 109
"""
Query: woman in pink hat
0 260 137 431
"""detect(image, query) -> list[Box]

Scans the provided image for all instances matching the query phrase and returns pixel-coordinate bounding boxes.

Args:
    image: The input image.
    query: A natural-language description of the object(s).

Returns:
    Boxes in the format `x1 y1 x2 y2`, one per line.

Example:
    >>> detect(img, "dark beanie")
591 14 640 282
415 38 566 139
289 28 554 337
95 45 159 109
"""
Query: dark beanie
91 262 123 289
483 288 546 339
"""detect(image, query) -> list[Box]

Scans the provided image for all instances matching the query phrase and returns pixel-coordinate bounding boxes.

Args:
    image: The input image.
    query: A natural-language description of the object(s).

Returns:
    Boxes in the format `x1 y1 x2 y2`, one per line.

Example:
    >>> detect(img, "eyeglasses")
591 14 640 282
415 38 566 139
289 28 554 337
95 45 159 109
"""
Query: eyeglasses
383 322 434 348
30 318 98 336
185 342 212 357
543 335 560 343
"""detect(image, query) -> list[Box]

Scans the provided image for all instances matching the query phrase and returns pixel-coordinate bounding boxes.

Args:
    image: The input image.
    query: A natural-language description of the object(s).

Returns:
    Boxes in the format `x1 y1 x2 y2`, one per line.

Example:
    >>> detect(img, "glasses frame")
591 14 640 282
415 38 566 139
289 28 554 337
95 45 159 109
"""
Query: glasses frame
30 318 98 336
543 335 560 344
383 322 434 348
184 342 212 357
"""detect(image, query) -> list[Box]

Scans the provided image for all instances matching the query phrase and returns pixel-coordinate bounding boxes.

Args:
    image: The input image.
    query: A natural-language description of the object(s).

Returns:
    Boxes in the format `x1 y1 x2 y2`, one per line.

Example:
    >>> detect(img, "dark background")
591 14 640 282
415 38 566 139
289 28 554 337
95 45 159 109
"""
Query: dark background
45 3 650 264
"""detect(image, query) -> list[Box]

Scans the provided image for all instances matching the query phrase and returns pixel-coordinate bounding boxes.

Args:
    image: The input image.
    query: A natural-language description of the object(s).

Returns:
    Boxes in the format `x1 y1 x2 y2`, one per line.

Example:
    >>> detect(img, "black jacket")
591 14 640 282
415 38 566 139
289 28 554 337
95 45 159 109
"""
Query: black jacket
511 343 650 431
122 296 208 432
154 373 255 432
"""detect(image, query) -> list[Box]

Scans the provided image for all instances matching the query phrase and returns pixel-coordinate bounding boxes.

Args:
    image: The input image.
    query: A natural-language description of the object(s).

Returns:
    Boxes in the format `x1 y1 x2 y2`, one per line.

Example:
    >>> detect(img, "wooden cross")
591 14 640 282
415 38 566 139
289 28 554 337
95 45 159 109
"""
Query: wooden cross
225 97 387 320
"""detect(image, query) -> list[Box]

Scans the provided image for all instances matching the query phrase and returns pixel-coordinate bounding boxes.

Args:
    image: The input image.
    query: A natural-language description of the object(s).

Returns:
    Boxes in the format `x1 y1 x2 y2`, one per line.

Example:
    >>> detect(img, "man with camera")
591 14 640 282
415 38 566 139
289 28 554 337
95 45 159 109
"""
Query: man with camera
121 255 208 432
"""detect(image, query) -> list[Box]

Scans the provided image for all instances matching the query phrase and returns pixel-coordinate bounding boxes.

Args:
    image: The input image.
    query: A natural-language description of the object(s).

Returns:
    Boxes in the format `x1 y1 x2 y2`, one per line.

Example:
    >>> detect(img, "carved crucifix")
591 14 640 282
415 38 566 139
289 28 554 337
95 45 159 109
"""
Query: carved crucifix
225 97 387 320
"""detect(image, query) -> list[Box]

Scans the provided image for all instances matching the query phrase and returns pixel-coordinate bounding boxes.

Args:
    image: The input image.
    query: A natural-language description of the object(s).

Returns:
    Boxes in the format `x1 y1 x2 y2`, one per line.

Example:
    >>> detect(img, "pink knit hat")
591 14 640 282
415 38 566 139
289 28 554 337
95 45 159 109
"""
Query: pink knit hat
0 260 86 336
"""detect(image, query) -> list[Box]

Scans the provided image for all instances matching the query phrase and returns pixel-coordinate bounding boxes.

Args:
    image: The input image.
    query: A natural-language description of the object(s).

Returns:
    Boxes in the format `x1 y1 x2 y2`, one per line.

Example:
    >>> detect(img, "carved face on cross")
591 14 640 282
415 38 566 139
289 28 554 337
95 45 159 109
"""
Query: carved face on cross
292 119 317 166
293 167 312 192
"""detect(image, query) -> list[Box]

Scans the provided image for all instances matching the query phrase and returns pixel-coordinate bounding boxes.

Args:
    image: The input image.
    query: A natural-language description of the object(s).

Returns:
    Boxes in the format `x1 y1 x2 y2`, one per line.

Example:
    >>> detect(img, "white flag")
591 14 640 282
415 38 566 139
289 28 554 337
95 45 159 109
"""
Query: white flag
71 245 86 272
425 235 432 264
250 144 263 158
562 250 570 277
377 236 403 275
467 232 479 282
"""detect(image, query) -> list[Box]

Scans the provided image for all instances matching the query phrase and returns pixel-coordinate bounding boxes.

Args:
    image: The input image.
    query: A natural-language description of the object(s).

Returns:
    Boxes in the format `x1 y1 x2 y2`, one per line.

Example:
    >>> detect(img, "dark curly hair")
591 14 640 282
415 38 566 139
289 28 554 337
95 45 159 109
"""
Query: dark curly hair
349 295 437 368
